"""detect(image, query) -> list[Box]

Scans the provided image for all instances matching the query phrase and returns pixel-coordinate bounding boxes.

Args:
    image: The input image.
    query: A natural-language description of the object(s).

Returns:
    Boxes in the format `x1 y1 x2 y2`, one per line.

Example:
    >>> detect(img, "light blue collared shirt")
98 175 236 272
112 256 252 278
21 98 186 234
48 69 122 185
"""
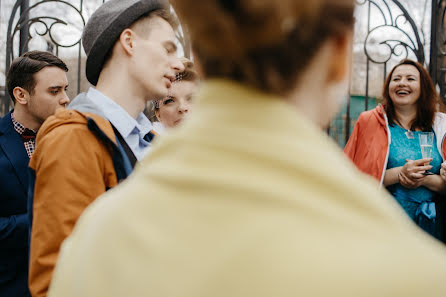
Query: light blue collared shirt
87 87 153 160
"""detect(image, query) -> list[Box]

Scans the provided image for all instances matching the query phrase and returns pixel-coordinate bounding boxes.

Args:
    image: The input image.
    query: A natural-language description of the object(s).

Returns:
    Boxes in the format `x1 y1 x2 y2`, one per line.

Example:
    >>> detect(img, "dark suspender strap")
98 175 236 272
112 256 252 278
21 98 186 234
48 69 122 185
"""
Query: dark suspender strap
111 125 137 169
86 118 131 181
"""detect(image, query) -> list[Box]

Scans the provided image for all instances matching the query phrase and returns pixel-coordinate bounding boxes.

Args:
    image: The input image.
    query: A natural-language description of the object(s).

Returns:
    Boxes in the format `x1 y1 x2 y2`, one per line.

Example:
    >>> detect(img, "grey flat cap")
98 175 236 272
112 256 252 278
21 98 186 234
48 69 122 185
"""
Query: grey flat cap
82 0 168 86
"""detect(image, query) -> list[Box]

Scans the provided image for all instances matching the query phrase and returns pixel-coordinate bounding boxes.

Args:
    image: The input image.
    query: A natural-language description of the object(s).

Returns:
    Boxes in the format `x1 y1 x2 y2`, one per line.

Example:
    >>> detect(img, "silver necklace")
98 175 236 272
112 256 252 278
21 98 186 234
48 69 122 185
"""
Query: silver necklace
395 119 414 139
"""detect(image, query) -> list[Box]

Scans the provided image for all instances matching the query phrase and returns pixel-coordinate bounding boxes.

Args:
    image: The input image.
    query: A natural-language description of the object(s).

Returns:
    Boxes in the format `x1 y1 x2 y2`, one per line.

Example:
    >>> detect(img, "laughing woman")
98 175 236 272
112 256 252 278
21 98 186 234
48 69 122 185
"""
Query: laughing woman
345 59 446 240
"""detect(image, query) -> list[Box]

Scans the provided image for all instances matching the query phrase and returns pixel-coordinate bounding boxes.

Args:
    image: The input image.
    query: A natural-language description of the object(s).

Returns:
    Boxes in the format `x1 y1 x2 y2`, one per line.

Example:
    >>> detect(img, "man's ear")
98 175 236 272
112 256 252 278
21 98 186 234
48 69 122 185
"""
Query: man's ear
327 30 353 84
12 87 29 105
119 28 136 56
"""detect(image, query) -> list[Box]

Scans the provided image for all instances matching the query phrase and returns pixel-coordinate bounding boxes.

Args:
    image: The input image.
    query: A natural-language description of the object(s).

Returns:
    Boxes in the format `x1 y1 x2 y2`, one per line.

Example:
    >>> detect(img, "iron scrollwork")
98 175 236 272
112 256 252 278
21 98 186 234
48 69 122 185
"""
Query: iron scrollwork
357 0 425 64
6 0 85 64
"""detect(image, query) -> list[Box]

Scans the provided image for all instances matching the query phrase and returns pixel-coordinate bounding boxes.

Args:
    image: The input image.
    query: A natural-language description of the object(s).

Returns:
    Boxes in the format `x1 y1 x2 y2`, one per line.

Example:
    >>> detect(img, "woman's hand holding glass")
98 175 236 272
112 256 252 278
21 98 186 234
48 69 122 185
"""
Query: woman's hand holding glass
399 158 433 188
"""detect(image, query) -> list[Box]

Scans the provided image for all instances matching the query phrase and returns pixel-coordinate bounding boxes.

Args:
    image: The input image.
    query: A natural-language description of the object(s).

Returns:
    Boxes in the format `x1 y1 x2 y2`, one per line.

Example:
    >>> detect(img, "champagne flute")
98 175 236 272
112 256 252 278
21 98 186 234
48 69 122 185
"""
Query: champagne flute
419 132 434 175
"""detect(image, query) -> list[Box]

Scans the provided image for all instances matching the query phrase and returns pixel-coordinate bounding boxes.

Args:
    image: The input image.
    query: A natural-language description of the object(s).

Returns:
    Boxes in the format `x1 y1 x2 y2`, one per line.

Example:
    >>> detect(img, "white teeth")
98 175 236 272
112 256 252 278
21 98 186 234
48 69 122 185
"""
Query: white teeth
396 90 409 95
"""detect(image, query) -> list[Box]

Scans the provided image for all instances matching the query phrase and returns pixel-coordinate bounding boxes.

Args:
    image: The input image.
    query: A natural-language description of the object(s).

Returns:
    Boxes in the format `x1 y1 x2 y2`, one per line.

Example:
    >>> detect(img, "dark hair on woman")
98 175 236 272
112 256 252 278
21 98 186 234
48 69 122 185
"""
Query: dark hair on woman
382 59 437 132
6 50 68 103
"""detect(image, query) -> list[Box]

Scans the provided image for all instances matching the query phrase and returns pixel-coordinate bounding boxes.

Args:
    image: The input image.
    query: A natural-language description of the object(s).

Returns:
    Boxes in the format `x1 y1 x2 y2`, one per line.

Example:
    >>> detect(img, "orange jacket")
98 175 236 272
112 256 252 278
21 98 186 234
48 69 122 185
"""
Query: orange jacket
28 109 120 297
344 105 446 185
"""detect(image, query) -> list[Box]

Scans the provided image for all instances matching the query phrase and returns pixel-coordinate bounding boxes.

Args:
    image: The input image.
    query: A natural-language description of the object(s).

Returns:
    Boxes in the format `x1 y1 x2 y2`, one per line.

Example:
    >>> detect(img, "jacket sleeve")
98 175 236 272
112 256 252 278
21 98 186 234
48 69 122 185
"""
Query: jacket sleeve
344 117 362 162
28 123 116 297
0 214 28 248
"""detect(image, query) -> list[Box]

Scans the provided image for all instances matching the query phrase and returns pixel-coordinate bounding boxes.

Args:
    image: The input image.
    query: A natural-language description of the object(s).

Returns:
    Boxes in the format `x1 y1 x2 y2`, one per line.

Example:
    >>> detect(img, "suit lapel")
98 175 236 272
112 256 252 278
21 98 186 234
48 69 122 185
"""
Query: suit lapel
0 111 29 192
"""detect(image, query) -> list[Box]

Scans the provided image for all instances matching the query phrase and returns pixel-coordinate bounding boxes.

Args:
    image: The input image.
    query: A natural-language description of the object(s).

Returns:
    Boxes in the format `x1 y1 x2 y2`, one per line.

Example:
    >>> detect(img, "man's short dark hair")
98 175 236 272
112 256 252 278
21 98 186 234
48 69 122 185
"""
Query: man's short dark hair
6 50 68 103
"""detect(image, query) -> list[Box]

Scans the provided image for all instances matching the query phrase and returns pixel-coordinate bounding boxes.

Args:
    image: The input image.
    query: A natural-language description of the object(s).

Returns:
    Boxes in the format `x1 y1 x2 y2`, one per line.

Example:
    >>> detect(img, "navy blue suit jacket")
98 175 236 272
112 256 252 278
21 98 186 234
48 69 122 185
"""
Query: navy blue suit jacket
0 111 31 297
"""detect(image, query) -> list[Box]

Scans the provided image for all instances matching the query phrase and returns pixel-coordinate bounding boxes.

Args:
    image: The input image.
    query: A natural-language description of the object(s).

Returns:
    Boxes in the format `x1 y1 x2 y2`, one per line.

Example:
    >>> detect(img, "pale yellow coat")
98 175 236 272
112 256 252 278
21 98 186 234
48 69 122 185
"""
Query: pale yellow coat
49 80 446 297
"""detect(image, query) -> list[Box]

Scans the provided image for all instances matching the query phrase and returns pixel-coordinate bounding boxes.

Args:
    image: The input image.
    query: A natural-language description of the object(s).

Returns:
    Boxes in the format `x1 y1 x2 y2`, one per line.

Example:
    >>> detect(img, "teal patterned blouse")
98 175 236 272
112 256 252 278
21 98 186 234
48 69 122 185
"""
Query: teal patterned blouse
386 124 442 202
386 124 443 238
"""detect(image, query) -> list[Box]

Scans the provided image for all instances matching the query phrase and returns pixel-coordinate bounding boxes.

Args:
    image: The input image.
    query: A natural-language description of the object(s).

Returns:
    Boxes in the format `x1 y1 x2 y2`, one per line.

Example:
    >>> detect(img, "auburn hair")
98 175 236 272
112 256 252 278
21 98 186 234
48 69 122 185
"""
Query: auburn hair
171 0 355 95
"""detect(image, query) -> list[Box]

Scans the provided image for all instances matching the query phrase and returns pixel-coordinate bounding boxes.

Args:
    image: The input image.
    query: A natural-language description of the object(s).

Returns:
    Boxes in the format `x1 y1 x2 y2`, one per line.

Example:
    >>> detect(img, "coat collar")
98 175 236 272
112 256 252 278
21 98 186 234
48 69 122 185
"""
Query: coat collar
0 110 29 193
371 105 389 128
194 79 309 133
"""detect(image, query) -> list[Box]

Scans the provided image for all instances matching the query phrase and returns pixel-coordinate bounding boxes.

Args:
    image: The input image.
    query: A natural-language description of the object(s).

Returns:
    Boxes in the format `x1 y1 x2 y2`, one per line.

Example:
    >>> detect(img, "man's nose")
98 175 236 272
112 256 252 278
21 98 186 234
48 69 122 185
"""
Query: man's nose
171 56 185 73
59 92 70 106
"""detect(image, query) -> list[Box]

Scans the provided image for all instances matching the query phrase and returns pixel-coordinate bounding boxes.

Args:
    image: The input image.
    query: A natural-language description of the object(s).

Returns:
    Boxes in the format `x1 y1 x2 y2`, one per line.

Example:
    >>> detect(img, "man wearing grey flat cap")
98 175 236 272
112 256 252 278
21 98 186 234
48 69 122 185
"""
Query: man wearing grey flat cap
27 1 184 296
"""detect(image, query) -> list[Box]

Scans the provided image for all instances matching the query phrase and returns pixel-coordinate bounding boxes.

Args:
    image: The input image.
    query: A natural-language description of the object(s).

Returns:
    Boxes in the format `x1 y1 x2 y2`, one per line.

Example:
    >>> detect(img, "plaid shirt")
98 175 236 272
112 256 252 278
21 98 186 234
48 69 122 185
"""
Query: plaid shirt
11 113 36 158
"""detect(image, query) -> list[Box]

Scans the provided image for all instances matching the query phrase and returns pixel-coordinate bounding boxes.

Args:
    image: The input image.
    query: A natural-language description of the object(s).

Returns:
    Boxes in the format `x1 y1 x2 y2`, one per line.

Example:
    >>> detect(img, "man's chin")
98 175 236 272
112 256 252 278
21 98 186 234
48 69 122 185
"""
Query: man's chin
150 92 167 102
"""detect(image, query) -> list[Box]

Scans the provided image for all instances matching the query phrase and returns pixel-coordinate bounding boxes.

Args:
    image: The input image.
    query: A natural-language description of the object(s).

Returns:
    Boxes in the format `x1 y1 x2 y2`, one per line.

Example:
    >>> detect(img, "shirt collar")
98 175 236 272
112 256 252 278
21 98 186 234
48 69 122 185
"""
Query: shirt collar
87 87 153 138
11 111 37 135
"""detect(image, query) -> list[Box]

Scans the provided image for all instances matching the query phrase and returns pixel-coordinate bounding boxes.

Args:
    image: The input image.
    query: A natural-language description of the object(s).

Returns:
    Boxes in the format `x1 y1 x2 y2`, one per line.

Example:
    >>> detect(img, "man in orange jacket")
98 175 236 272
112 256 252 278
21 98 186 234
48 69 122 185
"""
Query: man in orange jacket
27 1 184 296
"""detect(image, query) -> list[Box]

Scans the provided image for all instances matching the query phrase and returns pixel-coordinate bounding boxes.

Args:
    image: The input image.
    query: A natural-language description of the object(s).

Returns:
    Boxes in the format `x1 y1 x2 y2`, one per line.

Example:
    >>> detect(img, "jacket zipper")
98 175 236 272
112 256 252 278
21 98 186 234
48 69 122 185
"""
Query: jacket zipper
379 106 391 189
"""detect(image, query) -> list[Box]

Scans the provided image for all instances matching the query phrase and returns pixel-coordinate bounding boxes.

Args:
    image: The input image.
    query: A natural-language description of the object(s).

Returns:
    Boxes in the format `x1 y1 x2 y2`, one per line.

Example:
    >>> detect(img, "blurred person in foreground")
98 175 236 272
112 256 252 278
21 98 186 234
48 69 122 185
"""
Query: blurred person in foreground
152 58 198 133
0 50 68 297
48 1 446 296
345 59 446 241
27 0 184 296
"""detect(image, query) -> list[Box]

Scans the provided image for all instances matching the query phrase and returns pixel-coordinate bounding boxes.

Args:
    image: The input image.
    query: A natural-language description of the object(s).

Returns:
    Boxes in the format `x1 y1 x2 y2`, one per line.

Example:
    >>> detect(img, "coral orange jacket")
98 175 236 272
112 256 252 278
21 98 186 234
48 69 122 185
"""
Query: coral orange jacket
344 105 446 186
